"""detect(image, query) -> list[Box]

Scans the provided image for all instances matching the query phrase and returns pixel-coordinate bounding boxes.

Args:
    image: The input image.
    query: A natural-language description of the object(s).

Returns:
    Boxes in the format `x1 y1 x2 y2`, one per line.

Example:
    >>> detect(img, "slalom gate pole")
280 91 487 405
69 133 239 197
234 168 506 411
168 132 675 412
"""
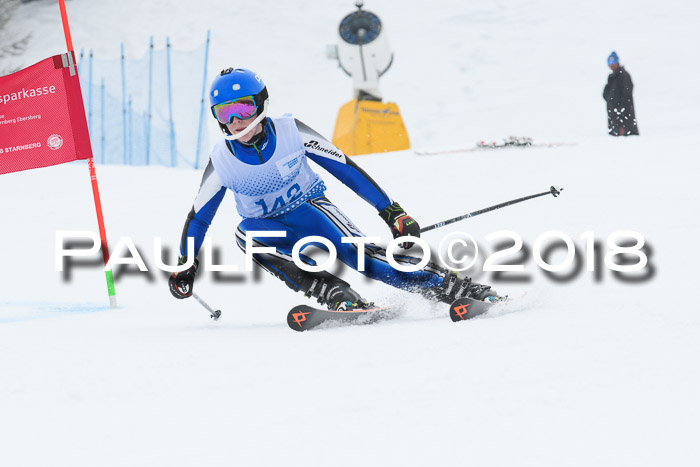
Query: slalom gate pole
193 292 222 320
59 0 117 308
420 185 563 234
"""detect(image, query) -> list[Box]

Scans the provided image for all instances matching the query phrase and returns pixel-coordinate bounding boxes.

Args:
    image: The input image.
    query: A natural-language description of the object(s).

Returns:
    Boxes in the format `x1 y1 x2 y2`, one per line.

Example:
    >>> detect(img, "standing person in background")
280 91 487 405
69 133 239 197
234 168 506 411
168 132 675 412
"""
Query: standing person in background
603 51 639 136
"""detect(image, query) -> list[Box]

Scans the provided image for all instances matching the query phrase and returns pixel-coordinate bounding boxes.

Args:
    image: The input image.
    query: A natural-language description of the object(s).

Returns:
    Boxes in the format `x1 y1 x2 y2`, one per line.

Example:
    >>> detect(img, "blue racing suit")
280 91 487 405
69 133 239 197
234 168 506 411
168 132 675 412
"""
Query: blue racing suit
179 115 447 298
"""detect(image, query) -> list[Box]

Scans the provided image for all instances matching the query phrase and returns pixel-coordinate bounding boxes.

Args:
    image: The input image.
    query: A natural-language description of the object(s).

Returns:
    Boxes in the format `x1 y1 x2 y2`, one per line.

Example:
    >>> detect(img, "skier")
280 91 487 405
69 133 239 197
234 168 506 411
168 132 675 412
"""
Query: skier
603 51 639 136
169 67 501 311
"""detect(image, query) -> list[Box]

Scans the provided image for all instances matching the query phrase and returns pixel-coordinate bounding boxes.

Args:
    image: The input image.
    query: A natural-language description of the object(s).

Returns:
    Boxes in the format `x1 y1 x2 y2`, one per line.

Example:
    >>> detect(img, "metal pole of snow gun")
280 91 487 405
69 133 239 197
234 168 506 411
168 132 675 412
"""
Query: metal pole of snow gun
193 292 222 320
419 185 563 233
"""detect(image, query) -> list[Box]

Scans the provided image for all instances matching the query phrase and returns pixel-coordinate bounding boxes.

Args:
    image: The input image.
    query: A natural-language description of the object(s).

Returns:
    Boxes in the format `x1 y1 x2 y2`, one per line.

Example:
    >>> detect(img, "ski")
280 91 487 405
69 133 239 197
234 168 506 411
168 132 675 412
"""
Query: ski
414 137 576 156
477 136 534 148
449 297 497 321
287 304 396 332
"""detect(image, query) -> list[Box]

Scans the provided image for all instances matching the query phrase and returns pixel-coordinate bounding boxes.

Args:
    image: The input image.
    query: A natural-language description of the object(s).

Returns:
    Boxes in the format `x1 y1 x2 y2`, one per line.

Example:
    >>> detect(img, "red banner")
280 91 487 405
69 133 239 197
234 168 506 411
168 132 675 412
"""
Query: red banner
0 53 92 175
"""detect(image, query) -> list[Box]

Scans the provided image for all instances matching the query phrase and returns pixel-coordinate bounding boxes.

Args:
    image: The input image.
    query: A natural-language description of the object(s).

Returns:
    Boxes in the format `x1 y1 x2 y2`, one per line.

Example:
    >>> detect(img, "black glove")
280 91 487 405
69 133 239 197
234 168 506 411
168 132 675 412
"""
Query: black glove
378 202 421 249
168 257 199 299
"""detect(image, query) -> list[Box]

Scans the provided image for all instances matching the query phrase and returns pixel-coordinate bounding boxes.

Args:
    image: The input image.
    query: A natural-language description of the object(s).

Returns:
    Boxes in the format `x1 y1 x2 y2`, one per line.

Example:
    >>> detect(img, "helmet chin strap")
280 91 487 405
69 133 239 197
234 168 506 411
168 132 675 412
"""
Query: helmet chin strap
223 100 269 141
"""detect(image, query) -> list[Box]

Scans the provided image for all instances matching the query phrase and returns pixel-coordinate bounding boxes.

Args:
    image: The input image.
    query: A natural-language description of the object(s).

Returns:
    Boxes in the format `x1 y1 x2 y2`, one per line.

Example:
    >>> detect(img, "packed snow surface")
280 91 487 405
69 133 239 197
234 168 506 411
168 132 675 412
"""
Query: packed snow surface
1 0 699 466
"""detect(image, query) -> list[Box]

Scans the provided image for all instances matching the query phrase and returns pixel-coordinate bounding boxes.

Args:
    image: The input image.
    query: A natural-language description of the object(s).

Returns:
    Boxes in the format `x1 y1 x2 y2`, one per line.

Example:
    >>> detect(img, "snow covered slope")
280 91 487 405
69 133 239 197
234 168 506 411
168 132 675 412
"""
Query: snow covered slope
1 1 699 466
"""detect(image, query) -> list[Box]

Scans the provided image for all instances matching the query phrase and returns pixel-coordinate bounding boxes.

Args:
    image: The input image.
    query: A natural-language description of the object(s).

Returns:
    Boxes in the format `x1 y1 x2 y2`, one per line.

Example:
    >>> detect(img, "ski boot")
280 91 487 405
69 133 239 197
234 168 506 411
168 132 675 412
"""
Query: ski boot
428 271 504 304
304 275 372 311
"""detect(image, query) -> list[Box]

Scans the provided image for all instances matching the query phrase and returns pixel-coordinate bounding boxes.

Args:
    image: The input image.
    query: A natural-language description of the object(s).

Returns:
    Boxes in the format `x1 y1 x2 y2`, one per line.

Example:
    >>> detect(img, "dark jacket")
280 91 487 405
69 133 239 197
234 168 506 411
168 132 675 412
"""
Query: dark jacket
603 66 639 136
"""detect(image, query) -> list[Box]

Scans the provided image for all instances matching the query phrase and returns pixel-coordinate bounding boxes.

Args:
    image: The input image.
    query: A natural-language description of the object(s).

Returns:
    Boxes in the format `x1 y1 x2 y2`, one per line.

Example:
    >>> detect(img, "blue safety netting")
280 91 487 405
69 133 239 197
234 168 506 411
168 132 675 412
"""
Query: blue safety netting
77 32 210 169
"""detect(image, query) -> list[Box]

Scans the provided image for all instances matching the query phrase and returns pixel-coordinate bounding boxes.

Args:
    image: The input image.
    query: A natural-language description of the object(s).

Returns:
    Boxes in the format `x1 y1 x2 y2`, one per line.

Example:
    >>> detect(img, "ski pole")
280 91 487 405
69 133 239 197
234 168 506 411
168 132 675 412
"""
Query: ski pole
193 291 222 320
420 185 563 233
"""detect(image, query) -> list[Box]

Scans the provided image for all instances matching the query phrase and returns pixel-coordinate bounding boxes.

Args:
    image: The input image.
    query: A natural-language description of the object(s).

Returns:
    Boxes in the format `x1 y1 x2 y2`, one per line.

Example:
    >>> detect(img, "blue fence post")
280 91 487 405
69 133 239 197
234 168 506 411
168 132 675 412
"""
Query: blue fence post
77 49 84 107
120 42 127 165
128 96 134 165
194 30 211 170
146 36 154 166
101 79 105 164
166 37 176 167
88 50 93 133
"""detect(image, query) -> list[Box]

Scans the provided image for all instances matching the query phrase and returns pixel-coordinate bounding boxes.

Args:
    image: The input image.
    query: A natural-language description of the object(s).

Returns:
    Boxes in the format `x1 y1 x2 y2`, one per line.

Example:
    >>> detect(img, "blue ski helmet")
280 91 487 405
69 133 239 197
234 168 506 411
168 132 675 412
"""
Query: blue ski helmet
209 68 269 138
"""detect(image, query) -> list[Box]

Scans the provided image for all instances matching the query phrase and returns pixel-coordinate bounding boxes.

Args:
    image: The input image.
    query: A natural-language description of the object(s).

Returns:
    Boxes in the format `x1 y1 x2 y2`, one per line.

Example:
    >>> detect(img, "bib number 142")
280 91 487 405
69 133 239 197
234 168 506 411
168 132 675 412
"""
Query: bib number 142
254 183 302 216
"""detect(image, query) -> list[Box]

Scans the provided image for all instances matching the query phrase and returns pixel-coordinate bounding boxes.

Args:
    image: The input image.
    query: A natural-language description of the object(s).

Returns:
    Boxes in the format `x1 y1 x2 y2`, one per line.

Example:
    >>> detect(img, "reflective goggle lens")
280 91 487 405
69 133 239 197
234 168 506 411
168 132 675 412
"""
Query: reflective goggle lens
213 96 257 123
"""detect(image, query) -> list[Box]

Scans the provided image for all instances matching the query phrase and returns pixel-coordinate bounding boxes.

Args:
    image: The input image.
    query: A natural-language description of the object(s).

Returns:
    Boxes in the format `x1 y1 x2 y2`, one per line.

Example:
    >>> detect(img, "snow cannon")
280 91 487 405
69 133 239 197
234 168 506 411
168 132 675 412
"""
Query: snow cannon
329 1 410 156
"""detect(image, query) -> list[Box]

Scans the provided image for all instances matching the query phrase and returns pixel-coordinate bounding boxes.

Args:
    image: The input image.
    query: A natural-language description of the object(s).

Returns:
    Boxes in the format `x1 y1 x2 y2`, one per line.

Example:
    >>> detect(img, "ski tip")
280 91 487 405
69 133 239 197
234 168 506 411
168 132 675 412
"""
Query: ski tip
449 297 494 322
286 304 395 332
287 307 312 332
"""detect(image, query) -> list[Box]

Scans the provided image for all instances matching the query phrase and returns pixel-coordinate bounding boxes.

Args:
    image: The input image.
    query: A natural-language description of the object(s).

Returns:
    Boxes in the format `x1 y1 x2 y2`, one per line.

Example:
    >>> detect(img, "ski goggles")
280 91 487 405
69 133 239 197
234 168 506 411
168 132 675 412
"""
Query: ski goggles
212 96 258 124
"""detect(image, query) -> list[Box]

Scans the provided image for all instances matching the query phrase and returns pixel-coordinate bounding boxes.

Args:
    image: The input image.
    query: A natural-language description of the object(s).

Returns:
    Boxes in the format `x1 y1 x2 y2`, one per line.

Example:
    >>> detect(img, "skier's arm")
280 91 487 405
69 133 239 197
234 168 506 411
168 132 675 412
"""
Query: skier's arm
179 159 227 259
170 160 226 300
295 119 420 248
603 74 614 101
295 119 392 211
